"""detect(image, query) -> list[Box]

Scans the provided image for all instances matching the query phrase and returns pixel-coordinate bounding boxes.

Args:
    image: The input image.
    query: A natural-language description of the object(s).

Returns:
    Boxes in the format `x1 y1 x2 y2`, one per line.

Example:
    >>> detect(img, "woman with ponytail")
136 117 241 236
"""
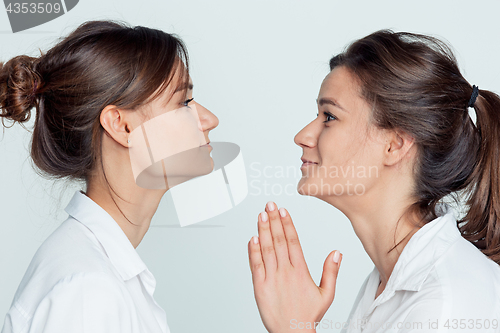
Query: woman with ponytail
1 20 218 333
249 30 500 332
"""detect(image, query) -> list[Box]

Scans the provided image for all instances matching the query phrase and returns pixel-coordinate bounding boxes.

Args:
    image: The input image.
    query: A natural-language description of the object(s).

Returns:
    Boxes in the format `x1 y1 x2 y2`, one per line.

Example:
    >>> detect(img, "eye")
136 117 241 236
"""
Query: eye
317 111 337 123
183 97 194 106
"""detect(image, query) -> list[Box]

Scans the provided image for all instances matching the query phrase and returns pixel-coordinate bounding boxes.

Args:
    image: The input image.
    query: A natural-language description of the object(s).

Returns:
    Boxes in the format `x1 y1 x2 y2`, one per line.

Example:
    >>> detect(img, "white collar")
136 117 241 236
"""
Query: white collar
369 203 461 307
64 190 147 281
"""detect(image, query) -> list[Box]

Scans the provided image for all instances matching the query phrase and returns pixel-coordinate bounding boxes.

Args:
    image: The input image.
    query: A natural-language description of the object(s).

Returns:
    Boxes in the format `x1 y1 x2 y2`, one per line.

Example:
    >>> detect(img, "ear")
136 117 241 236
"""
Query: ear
383 130 416 167
100 105 132 148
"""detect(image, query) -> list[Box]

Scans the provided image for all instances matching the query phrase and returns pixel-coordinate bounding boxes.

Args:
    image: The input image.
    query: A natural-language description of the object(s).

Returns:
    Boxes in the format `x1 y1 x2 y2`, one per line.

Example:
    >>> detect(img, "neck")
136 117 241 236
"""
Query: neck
323 175 422 287
85 151 166 249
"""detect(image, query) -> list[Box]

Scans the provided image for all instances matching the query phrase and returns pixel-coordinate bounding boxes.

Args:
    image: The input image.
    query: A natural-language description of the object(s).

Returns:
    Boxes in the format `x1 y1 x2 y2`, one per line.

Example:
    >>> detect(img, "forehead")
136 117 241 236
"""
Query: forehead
318 66 368 112
319 66 357 97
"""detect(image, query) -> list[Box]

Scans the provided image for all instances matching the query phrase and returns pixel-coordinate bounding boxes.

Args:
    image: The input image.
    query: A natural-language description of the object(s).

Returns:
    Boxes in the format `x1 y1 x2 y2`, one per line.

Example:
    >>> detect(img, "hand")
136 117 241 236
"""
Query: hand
248 201 343 333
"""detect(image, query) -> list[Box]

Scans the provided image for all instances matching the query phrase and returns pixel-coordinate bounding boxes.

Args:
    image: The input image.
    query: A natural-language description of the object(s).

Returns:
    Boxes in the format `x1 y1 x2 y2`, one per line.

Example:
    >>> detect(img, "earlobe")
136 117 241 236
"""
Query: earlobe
100 105 131 148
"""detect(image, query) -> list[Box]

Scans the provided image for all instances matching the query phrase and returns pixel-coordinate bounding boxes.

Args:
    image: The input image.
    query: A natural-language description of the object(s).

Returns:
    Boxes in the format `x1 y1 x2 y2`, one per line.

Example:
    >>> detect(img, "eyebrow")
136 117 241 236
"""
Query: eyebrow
175 83 194 93
316 97 348 112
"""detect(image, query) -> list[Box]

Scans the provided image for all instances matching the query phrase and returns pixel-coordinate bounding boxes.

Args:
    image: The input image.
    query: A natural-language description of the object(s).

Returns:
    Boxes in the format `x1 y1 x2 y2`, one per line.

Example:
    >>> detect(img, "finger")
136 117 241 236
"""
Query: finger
278 207 306 268
265 201 290 267
248 236 265 283
258 210 277 275
319 250 343 306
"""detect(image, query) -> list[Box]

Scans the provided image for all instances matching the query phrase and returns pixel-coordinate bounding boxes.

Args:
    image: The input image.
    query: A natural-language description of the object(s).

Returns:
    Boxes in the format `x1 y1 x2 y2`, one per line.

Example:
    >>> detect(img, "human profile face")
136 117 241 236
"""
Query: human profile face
128 72 219 189
294 66 387 201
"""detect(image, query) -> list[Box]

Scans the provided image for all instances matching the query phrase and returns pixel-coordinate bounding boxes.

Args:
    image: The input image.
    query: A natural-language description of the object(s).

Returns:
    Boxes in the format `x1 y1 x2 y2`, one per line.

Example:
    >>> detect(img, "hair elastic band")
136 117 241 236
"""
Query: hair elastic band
468 85 479 108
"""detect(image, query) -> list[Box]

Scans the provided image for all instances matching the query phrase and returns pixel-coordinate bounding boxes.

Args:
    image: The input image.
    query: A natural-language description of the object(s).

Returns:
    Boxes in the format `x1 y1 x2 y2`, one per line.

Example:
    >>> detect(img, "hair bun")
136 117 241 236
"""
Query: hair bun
0 55 41 126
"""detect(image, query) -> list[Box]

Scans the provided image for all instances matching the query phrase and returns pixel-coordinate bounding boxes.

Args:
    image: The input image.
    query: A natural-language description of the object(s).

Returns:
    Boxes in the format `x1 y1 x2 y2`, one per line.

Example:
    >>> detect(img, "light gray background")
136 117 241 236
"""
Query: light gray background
1 1 500 332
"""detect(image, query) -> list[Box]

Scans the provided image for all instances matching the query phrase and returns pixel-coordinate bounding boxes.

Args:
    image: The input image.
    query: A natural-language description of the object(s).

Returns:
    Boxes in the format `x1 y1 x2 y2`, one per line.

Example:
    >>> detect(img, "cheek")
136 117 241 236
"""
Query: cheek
317 123 366 168
315 125 382 186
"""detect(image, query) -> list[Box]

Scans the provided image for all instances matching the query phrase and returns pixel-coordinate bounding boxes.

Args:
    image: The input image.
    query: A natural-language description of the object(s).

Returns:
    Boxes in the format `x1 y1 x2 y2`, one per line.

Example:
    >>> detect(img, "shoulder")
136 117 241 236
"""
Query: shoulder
414 236 500 319
27 216 116 278
40 271 131 304
7 217 123 322
435 235 500 290
8 272 135 333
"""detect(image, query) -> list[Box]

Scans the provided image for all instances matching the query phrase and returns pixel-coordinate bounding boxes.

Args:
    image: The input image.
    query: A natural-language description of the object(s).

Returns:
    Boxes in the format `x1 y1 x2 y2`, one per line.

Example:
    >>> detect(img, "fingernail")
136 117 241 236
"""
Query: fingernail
260 211 268 222
252 236 259 244
279 207 287 218
267 201 275 211
333 250 341 263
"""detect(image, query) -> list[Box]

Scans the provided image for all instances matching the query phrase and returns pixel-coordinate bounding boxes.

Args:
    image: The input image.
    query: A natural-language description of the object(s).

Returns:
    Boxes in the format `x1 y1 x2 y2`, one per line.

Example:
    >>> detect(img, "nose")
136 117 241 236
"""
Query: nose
294 119 318 149
195 102 219 138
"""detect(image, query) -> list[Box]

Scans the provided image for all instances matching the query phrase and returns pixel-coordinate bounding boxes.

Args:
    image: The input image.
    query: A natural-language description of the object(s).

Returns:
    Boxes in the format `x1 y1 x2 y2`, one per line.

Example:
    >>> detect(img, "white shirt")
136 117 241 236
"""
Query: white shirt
340 203 500 333
1 190 170 333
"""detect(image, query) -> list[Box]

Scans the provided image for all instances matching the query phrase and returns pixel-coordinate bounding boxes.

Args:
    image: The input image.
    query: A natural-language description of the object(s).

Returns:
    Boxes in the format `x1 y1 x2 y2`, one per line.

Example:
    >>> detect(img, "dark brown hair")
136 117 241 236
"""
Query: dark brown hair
330 30 500 265
0 20 189 221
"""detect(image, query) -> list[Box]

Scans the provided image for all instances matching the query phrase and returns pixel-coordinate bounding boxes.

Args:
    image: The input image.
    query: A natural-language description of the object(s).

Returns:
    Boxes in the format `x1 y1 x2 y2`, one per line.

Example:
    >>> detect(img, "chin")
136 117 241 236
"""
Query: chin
297 178 317 197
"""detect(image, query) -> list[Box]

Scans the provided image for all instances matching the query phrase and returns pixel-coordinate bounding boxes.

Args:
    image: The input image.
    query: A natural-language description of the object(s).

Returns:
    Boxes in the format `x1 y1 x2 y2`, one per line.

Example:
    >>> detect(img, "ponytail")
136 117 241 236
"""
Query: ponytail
460 89 500 264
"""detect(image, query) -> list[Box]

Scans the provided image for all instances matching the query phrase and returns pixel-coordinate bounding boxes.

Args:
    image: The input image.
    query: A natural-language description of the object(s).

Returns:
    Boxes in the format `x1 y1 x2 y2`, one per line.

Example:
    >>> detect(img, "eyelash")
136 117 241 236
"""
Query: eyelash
183 98 194 106
317 111 337 123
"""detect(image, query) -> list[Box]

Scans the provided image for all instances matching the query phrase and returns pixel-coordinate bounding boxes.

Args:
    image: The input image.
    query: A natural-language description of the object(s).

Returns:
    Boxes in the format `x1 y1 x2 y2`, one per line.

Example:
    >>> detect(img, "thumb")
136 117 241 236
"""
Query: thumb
318 250 342 304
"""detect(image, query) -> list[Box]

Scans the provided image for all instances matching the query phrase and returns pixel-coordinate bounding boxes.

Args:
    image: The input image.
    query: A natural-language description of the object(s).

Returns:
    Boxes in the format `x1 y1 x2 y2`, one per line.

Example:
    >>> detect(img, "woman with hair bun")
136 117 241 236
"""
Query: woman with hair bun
1 20 218 333
249 30 500 332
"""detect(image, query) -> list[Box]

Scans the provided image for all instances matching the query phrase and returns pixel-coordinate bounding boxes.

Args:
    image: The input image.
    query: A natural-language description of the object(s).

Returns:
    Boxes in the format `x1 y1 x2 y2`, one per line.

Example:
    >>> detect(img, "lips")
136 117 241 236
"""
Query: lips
200 141 211 147
301 158 317 164
301 157 318 168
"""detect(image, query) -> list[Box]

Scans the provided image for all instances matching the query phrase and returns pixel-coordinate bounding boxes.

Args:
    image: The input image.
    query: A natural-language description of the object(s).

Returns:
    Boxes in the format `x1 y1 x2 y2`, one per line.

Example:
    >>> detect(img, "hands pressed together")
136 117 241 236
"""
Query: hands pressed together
248 201 343 333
